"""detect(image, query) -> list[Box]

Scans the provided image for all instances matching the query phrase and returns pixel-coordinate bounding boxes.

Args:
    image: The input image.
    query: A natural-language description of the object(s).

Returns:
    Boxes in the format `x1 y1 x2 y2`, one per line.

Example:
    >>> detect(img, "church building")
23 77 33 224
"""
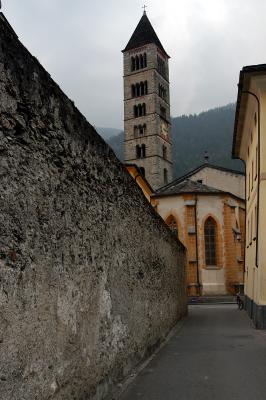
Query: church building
152 164 245 296
122 11 173 190
123 13 245 297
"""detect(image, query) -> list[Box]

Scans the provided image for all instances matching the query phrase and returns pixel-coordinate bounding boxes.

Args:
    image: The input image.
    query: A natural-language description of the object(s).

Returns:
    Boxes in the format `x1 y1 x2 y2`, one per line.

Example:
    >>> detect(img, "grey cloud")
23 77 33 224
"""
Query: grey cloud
4 0 266 128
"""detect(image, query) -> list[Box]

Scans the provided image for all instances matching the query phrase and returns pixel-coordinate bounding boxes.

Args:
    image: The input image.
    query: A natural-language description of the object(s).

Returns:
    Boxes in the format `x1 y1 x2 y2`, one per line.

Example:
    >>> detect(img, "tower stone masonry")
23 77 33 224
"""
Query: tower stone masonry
122 12 173 190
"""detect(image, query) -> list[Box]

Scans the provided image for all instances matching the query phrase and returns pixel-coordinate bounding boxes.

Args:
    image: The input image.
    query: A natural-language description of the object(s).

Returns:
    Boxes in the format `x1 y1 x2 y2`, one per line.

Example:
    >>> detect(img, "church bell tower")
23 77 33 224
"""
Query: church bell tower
122 11 173 190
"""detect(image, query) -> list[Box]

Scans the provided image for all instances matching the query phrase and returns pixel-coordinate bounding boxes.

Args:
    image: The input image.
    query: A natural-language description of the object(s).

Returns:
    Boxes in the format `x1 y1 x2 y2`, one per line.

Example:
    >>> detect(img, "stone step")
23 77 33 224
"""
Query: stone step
188 295 236 305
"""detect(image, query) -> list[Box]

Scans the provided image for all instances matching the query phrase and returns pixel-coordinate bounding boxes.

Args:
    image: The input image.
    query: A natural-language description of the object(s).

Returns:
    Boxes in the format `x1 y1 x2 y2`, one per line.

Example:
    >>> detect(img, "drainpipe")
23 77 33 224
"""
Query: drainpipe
241 90 260 269
194 195 201 295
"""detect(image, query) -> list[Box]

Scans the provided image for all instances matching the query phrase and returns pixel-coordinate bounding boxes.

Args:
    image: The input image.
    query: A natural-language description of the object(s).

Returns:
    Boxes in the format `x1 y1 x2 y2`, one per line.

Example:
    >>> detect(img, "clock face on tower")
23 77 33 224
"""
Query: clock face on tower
160 120 169 141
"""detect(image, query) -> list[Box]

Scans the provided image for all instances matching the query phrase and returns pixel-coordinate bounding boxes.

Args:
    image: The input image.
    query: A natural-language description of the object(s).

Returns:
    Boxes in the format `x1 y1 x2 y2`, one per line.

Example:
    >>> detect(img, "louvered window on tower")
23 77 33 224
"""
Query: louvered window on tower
132 81 148 98
134 124 146 136
162 145 167 159
140 167 145 177
160 106 166 119
141 144 146 158
157 56 167 78
131 53 147 72
134 103 146 118
143 53 147 67
136 144 146 159
131 57 135 71
135 55 140 70
140 54 144 69
131 84 136 97
136 145 141 158
164 168 168 184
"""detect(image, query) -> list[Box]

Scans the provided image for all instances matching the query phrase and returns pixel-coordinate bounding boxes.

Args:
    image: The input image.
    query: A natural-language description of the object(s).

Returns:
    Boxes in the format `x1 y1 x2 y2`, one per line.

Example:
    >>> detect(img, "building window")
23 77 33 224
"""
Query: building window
160 106 166 119
157 55 167 78
164 168 168 184
169 219 178 237
131 84 136 97
141 144 146 158
136 145 141 159
135 55 139 70
134 124 146 136
143 53 147 67
158 84 167 100
131 54 147 72
140 167 145 176
132 81 148 98
133 103 146 118
139 123 146 134
140 54 144 69
142 103 146 116
136 144 146 158
162 145 167 159
204 217 217 266
144 80 148 94
131 57 135 71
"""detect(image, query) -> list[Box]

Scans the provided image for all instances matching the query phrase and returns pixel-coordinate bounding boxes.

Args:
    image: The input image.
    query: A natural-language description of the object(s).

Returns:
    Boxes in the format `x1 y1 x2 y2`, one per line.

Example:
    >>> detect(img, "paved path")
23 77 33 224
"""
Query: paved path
119 305 266 400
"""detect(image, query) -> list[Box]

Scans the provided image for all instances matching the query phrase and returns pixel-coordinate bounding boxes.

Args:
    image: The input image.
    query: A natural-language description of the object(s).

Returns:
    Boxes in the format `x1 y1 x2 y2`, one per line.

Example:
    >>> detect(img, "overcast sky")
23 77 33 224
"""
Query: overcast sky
4 0 266 129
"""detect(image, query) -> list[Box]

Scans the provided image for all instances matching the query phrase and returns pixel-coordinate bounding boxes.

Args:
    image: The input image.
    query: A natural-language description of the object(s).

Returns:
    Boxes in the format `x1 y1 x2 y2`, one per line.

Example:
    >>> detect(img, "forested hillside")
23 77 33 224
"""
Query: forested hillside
105 104 244 178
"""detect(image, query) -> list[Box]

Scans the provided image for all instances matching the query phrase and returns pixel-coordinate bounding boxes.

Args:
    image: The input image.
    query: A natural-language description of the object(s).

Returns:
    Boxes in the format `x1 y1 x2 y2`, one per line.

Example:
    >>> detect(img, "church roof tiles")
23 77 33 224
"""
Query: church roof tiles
155 179 222 197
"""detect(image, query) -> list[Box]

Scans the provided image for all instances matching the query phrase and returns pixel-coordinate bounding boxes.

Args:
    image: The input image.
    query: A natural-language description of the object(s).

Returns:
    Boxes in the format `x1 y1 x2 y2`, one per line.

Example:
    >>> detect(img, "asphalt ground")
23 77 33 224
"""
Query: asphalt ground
119 305 266 400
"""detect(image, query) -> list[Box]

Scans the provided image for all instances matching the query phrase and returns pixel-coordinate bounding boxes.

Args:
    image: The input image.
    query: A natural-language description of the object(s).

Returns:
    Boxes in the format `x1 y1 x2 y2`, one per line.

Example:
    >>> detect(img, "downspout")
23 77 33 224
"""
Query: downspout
241 90 260 268
194 195 201 295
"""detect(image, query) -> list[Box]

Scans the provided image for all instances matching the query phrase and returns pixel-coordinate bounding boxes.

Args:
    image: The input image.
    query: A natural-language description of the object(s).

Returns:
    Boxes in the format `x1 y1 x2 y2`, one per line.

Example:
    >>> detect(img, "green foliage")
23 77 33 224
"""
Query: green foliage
106 104 244 178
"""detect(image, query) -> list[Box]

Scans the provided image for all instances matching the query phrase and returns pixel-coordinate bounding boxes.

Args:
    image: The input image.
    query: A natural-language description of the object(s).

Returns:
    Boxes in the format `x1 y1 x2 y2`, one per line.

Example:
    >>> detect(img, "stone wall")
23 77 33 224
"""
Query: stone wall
0 13 187 400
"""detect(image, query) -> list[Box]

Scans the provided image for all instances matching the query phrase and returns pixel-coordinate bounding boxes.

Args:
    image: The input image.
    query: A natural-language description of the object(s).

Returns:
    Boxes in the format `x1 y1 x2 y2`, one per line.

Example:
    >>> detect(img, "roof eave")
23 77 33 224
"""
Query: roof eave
233 64 266 159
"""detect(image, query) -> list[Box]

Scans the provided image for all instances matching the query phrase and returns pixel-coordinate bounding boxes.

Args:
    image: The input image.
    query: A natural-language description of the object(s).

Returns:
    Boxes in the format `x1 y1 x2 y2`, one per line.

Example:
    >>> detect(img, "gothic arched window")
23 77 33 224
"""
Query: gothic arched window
131 84 136 98
166 216 178 238
134 105 138 117
204 217 217 266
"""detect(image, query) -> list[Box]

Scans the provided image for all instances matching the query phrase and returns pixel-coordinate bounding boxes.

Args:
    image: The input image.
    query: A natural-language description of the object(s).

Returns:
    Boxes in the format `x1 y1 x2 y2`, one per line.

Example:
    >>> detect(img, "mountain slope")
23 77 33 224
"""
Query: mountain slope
96 127 122 140
106 104 244 178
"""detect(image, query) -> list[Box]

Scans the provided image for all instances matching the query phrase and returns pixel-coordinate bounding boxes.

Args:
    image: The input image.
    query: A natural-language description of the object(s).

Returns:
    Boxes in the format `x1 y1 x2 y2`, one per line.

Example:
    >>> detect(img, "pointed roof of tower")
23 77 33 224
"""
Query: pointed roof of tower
122 12 169 58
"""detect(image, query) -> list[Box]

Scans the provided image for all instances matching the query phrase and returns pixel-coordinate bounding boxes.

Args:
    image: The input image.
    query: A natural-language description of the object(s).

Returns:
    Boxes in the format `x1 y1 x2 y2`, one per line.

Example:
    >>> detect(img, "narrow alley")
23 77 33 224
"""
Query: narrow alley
119 305 266 400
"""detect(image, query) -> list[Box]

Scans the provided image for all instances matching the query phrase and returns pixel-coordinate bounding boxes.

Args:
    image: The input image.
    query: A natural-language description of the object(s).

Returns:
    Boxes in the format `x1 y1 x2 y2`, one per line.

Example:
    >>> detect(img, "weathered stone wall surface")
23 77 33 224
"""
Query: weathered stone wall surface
0 14 187 400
